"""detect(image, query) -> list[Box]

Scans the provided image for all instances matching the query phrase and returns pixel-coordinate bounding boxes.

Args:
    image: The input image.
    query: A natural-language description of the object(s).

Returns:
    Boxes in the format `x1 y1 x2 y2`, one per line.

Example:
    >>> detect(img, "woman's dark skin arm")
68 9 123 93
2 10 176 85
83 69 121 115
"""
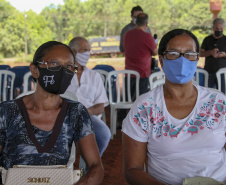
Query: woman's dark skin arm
75 133 104 185
122 133 166 185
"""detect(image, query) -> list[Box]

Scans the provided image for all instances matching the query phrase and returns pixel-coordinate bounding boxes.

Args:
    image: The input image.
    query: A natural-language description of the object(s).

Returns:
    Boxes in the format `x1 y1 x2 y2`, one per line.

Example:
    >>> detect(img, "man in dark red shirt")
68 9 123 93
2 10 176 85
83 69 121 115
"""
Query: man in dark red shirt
124 13 157 95
117 13 157 129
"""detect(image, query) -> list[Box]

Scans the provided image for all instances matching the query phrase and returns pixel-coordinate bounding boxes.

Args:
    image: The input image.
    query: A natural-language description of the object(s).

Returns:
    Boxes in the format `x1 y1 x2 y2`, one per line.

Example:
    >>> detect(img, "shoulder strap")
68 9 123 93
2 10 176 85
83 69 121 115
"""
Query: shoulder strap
15 98 69 153
44 99 69 153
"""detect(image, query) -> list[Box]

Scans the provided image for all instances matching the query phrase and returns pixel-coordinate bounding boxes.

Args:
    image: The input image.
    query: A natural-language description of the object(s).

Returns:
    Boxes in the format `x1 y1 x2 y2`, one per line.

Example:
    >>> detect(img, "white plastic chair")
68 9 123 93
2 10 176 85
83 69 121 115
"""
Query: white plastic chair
152 78 165 89
216 68 226 94
193 68 209 87
16 90 35 99
93 69 108 90
23 71 36 93
149 71 165 90
0 70 15 102
107 70 140 138
92 69 108 123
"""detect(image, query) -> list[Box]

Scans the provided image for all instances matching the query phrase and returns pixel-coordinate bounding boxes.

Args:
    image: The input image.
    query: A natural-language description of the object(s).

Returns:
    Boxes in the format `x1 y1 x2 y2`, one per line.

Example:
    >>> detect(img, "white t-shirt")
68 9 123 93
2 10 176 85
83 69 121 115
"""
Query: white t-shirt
122 85 226 185
67 67 109 109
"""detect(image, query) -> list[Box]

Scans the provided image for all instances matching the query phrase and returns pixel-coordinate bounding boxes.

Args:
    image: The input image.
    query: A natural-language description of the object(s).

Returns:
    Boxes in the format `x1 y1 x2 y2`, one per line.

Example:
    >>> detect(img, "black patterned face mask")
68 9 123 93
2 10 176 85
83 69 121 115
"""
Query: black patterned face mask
214 30 223 37
37 66 74 94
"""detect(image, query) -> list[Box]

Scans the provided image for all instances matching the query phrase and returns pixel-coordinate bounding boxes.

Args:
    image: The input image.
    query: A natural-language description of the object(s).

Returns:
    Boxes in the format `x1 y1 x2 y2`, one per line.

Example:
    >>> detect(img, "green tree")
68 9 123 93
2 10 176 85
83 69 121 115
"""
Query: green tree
0 0 221 57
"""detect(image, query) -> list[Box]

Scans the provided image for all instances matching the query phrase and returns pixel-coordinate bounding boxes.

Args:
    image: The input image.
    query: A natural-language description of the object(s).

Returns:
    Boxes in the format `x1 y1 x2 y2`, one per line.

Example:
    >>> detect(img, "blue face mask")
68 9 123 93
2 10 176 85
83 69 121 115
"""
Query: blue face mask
162 57 198 84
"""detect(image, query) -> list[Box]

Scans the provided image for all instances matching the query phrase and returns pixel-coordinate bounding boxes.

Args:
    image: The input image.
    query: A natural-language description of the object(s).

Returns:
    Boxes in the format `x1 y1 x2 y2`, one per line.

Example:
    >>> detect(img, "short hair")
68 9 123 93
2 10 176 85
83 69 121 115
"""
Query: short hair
158 29 199 55
131 5 143 16
213 18 225 28
154 34 157 39
136 13 148 26
32 41 75 81
68 37 88 52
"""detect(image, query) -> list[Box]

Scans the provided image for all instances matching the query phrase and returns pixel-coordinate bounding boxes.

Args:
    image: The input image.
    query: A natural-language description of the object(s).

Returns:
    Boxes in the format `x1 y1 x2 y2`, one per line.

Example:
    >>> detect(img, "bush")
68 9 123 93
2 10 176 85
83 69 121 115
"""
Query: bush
13 54 33 63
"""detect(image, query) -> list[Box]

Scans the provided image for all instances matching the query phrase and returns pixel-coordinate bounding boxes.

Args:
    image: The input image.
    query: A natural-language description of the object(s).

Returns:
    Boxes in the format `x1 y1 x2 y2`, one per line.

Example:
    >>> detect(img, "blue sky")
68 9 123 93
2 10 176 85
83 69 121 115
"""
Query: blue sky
6 0 64 14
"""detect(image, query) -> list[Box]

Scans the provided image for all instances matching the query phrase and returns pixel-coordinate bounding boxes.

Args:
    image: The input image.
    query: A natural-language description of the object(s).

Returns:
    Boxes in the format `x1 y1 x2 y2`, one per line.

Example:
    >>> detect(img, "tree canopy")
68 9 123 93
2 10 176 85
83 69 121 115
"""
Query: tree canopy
0 0 225 57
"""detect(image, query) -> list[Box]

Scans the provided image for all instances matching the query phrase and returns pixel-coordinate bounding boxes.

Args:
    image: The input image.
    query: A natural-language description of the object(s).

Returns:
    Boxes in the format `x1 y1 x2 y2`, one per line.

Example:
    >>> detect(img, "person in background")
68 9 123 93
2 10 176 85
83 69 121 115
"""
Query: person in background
122 29 226 185
67 37 111 157
124 12 157 96
154 34 159 44
0 41 104 185
119 5 151 53
117 13 157 128
200 18 226 93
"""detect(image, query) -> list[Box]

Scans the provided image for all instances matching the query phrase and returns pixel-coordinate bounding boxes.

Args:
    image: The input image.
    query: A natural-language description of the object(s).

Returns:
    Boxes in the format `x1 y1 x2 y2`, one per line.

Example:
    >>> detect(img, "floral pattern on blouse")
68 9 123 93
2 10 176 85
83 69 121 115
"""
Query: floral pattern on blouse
133 94 226 138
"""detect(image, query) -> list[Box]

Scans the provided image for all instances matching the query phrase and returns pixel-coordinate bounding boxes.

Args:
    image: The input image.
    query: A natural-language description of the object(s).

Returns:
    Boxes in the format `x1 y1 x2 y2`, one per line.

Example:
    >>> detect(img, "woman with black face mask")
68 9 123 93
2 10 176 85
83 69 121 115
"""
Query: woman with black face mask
0 41 104 185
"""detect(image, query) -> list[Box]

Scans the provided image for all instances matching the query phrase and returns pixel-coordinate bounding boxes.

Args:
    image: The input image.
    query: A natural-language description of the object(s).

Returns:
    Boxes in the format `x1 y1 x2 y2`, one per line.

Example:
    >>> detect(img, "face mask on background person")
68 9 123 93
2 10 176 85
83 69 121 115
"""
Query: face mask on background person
133 18 136 24
37 66 74 94
75 51 90 66
214 30 223 37
162 57 198 84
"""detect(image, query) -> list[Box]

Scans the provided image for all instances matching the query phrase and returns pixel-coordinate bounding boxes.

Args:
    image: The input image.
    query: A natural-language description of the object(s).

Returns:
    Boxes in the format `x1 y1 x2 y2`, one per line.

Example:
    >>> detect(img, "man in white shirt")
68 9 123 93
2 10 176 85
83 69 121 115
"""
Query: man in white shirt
67 37 111 157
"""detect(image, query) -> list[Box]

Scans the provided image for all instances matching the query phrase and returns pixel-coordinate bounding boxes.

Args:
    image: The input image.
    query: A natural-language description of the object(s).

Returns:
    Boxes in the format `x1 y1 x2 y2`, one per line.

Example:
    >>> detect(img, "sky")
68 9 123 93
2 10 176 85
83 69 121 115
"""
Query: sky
6 0 65 14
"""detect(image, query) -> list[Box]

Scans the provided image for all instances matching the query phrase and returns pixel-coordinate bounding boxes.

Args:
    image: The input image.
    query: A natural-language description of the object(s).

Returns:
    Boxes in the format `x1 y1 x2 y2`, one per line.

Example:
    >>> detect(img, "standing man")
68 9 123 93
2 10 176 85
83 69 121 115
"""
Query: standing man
124 13 157 95
117 13 157 127
200 18 226 93
67 37 111 157
119 5 151 52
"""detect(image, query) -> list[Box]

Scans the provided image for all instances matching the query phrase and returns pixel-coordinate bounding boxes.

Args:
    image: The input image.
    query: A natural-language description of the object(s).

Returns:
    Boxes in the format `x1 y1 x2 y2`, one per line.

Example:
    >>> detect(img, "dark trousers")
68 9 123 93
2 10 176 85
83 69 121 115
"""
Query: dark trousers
117 77 149 124
208 73 225 94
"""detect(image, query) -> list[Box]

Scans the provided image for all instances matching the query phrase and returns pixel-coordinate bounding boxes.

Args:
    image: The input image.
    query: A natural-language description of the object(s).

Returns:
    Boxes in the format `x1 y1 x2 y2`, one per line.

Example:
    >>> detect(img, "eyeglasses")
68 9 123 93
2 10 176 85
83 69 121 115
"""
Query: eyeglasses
163 51 199 61
37 61 78 72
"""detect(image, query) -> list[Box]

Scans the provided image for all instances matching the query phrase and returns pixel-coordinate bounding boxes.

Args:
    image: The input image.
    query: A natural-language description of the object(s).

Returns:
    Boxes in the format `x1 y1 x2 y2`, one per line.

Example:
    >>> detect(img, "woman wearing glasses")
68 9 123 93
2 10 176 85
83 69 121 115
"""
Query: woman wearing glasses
122 29 226 185
0 41 104 185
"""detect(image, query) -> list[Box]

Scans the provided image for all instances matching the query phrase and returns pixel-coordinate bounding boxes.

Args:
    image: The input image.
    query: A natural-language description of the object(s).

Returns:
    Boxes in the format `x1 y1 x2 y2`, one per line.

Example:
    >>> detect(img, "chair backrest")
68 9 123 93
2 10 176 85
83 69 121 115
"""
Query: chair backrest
216 68 226 94
0 70 15 102
23 71 37 93
9 66 31 97
93 65 117 102
152 78 165 89
193 68 209 87
16 90 35 99
60 91 78 101
92 69 108 123
93 69 108 91
0 65 11 70
92 64 115 72
149 71 165 90
107 70 140 104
